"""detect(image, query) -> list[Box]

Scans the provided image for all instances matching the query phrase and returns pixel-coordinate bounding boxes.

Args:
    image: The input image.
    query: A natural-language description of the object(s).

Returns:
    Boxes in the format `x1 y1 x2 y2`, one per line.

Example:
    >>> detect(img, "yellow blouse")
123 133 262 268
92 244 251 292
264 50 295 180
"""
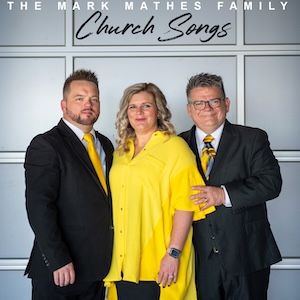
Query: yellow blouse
104 132 215 300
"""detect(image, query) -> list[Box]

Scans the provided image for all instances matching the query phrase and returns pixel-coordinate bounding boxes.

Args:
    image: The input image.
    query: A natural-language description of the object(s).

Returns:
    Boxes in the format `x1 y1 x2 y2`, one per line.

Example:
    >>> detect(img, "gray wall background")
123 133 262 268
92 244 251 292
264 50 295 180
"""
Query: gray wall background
0 0 299 299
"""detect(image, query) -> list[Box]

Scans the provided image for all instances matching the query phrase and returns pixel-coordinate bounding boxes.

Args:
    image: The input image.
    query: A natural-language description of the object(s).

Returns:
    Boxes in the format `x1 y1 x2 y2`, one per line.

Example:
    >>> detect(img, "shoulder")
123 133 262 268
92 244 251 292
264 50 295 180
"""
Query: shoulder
25 126 62 166
164 135 195 160
27 119 76 153
225 120 268 139
168 134 190 147
96 132 114 152
28 125 60 147
178 126 195 140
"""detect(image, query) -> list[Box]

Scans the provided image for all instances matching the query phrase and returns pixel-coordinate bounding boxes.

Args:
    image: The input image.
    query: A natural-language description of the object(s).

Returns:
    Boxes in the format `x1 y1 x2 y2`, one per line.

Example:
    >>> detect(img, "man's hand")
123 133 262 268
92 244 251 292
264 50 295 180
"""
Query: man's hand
53 262 75 287
190 185 225 210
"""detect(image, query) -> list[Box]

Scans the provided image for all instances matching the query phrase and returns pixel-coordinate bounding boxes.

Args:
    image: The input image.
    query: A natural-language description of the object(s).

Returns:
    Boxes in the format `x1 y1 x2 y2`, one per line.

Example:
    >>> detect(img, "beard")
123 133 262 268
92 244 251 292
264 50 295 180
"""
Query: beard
65 107 99 126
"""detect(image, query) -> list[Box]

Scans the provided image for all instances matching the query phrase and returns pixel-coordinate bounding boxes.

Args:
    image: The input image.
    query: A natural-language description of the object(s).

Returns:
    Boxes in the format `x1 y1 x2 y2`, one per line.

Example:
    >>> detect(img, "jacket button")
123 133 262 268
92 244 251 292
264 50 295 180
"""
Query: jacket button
212 246 219 253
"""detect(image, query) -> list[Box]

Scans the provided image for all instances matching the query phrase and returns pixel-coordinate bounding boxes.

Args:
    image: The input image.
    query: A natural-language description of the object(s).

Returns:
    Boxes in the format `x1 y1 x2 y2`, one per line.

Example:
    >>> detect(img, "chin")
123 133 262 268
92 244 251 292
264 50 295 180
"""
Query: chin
80 118 98 126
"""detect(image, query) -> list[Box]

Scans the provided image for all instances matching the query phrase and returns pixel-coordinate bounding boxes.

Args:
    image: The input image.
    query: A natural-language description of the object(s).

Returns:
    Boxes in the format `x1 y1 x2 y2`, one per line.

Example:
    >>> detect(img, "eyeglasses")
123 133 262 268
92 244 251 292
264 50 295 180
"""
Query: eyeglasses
188 98 224 110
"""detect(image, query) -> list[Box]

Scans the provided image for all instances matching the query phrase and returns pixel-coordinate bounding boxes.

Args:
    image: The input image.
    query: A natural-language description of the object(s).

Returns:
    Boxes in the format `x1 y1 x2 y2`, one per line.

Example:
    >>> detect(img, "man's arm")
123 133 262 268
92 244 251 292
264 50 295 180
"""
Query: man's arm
25 135 73 281
224 129 282 210
190 129 282 211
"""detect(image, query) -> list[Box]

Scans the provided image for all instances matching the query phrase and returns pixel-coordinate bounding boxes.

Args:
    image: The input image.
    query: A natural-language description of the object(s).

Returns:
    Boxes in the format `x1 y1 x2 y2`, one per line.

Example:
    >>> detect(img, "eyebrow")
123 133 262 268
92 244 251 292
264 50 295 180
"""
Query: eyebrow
74 94 99 98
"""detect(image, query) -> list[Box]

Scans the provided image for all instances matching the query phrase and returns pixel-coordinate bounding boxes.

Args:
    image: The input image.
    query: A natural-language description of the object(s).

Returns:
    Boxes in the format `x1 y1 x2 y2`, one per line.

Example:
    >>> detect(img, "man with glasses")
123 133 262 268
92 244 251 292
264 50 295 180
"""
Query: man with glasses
179 72 282 300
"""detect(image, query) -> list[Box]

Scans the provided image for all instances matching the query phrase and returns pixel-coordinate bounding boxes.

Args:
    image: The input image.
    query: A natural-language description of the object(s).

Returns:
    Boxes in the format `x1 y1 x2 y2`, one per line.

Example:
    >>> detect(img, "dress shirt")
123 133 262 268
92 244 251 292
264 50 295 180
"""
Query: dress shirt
62 118 107 176
195 123 232 207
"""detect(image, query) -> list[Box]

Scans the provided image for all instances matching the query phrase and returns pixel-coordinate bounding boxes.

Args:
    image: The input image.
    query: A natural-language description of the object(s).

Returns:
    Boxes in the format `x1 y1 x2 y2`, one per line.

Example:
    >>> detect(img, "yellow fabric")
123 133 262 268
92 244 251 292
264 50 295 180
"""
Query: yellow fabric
83 133 108 195
104 132 215 300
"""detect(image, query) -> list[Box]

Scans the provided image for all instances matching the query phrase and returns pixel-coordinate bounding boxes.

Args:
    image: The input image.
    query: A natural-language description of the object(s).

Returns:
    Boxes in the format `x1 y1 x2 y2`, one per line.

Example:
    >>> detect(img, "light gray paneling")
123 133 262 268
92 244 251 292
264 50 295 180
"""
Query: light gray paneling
244 0 300 44
0 57 65 151
0 270 31 300
0 164 33 258
74 0 236 45
0 1 65 46
0 1 299 299
245 55 300 151
267 162 300 257
75 56 237 141
269 269 300 300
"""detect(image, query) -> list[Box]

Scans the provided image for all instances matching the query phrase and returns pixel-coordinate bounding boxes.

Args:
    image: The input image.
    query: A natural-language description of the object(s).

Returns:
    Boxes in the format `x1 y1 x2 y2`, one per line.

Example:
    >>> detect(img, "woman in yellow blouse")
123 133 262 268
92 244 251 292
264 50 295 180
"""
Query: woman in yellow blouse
104 83 215 300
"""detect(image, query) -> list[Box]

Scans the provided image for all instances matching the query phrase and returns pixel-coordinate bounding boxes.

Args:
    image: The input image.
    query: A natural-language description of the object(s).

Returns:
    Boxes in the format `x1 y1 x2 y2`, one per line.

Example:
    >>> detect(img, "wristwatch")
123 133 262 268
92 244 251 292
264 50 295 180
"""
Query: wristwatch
168 247 181 259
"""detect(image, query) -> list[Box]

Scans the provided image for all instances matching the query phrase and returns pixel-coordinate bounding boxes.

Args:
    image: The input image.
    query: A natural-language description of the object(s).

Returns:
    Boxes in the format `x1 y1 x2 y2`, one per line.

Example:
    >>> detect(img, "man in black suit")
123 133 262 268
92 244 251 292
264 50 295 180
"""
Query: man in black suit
179 73 282 300
24 69 114 299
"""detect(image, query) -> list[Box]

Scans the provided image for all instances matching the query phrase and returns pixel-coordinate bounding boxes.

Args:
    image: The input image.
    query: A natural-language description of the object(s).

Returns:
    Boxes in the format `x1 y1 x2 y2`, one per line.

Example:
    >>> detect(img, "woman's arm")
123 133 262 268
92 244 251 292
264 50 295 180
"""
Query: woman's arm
157 209 194 288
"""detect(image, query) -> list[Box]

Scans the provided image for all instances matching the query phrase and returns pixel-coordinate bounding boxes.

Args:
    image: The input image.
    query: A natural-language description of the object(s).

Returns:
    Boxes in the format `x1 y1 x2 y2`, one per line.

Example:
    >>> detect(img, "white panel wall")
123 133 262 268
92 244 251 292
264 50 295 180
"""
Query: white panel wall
0 0 299 299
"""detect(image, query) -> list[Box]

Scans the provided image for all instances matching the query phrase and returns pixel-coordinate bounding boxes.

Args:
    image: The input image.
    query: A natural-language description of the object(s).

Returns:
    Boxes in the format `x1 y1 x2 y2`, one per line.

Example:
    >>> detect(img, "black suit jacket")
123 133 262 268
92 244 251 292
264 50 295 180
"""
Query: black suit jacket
179 120 282 275
24 119 114 282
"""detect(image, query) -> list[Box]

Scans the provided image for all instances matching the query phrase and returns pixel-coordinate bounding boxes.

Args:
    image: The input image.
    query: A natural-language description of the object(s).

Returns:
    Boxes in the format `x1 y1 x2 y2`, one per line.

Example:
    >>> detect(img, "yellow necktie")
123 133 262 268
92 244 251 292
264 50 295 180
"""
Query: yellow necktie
201 135 216 180
83 133 108 195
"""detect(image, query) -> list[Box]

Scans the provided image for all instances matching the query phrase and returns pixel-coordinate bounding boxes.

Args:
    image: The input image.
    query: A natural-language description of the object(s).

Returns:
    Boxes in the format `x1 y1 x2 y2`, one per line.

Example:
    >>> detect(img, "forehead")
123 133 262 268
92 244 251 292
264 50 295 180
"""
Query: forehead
189 86 222 99
69 80 98 92
129 91 154 103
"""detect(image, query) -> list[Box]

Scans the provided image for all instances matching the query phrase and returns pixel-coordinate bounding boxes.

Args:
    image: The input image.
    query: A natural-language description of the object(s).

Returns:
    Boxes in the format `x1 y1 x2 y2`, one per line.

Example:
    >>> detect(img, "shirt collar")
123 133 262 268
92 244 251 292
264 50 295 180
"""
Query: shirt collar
195 122 225 151
62 118 96 141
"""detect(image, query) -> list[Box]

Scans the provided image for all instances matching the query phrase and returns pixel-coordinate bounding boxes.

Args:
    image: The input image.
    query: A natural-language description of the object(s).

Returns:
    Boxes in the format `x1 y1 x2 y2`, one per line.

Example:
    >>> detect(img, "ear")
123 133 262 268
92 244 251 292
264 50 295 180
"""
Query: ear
186 103 192 117
224 97 231 113
61 99 66 113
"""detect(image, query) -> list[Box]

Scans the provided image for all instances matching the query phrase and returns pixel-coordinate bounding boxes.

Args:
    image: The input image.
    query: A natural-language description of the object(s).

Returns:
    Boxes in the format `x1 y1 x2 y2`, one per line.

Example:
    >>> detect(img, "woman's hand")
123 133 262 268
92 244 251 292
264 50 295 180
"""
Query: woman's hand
157 253 179 288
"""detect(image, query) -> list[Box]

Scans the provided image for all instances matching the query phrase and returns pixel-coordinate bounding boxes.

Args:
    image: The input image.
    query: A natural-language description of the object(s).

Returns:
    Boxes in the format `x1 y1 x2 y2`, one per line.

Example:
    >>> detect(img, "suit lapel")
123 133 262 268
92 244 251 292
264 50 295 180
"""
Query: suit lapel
209 120 235 183
187 126 207 183
57 120 108 197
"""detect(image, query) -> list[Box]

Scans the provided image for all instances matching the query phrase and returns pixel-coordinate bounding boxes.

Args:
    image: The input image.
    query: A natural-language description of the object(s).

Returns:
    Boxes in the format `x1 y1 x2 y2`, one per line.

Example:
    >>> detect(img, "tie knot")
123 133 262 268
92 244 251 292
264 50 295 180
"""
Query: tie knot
83 133 93 143
203 135 214 143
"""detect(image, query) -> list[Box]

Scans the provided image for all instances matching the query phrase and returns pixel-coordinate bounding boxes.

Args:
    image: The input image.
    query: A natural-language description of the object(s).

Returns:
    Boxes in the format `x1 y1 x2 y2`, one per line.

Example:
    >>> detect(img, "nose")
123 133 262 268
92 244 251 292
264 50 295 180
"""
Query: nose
203 101 213 110
83 98 93 106
136 106 144 113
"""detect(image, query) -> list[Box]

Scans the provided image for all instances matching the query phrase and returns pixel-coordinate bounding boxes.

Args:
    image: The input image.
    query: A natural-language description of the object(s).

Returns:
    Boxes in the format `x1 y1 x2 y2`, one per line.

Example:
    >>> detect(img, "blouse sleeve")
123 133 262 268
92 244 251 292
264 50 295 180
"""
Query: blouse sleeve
170 164 215 221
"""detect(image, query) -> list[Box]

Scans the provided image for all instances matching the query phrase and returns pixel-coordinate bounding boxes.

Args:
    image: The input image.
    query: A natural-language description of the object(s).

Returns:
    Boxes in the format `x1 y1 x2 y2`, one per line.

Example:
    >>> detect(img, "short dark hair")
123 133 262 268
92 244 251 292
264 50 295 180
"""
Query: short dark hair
186 73 226 100
63 69 99 98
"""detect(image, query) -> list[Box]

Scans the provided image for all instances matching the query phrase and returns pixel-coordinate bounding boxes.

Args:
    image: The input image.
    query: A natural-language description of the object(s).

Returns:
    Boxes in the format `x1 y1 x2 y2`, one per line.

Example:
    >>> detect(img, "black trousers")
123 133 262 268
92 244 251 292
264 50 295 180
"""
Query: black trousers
31 279 105 300
116 281 160 300
196 251 270 300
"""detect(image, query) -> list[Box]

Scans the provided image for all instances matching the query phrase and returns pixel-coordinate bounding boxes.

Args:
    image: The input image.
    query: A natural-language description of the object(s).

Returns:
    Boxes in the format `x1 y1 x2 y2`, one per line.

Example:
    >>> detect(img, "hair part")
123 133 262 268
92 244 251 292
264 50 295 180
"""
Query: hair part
115 82 175 154
186 72 226 101
63 69 99 99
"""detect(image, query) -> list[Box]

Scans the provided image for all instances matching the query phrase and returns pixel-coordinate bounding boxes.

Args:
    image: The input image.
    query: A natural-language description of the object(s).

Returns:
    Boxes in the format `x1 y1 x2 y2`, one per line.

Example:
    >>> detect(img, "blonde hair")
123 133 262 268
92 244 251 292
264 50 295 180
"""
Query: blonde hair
115 82 175 154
